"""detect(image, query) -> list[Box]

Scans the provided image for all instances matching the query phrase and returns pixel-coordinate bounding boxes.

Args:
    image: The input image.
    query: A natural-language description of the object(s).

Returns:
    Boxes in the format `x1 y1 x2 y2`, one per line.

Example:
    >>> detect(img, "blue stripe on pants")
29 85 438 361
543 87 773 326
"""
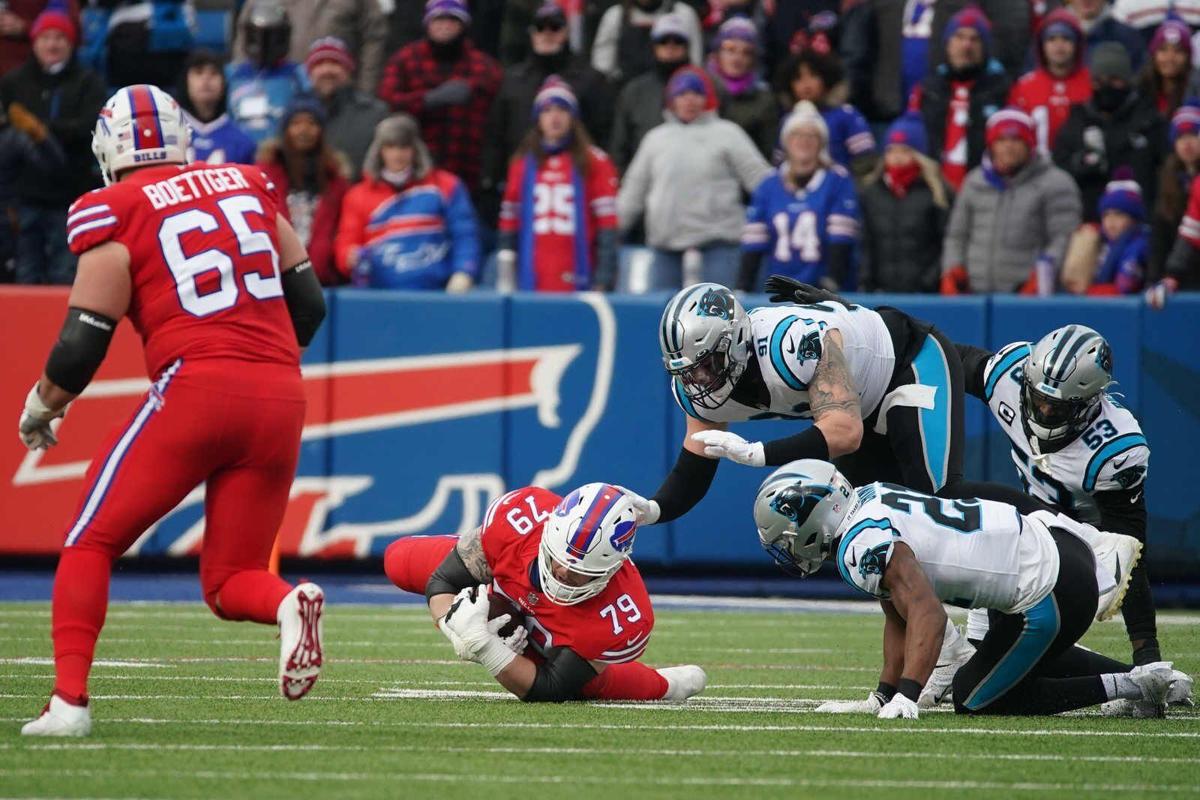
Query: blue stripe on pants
964 593 1061 710
909 334 952 491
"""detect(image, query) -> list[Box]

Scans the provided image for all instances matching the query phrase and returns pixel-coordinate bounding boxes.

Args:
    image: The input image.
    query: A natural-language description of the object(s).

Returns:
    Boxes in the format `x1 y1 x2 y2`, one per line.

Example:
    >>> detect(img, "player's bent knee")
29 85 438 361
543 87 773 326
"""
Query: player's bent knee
384 537 433 594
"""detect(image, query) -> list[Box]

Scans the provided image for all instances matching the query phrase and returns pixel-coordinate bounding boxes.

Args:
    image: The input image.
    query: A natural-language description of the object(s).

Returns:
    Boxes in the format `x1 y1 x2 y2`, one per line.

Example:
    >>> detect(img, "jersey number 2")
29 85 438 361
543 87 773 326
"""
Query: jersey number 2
158 195 281 317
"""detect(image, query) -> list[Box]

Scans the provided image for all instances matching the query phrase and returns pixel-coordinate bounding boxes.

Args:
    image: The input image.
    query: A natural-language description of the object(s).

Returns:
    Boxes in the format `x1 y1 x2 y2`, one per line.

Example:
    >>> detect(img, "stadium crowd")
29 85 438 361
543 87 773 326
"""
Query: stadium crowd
2 0 1200 301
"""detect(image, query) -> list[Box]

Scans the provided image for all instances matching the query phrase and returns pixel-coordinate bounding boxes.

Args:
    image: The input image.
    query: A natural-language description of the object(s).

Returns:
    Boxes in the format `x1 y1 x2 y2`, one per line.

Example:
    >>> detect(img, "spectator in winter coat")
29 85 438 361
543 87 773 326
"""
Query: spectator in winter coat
707 17 778 161
738 101 860 292
233 0 387 95
0 0 79 78
858 112 952 293
609 13 694 172
1150 104 1200 281
917 6 1011 191
1138 17 1191 117
1148 155 1200 305
1053 42 1167 223
1113 0 1200 44
1094 179 1150 293
942 107 1083 294
335 114 480 291
1067 0 1145 72
305 37 388 182
777 47 876 174
257 96 349 285
178 50 257 166
0 103 65 279
617 65 771 289
0 5 104 284
377 0 503 196
591 0 703 88
482 3 613 208
496 77 620 292
226 0 310 145
1008 9 1092 155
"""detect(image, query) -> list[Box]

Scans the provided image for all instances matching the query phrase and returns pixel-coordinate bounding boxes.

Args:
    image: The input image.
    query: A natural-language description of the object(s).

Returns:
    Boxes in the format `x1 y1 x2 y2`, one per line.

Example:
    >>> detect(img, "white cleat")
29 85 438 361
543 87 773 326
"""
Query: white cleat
658 665 707 701
21 695 92 737
1129 661 1175 706
1092 532 1143 622
278 582 325 700
919 630 975 708
1100 698 1165 718
1165 668 1194 707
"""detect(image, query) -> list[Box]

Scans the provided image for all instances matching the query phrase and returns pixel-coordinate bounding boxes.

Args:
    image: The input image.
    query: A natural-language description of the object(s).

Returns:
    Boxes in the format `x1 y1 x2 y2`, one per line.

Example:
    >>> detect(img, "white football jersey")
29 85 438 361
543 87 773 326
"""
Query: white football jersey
671 302 896 424
982 341 1150 524
836 483 1059 615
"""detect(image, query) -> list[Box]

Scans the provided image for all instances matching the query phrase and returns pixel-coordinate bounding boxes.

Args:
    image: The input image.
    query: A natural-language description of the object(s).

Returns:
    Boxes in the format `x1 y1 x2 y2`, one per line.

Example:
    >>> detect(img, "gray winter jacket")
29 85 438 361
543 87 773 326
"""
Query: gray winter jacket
322 85 389 182
618 111 772 251
942 154 1082 293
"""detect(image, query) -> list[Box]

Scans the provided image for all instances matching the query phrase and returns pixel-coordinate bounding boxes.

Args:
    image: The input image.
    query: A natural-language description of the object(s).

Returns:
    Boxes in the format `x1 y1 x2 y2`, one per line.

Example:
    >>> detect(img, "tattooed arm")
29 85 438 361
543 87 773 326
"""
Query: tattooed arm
425 527 494 621
809 329 864 457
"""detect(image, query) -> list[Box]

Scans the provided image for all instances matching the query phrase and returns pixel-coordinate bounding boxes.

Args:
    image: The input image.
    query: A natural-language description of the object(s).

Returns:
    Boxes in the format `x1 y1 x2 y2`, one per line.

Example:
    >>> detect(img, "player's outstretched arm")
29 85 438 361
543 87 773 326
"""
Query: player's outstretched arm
635 416 725 525
807 330 863 456
276 213 326 348
954 342 993 400
19 242 131 450
880 543 946 704
879 599 907 690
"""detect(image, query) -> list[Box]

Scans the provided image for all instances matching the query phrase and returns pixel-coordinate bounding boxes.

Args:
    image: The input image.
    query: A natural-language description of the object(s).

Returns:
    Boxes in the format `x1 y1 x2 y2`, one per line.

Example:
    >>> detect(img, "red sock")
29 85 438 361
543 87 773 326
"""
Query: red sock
51 547 114 701
211 570 292 623
384 535 458 594
581 662 669 701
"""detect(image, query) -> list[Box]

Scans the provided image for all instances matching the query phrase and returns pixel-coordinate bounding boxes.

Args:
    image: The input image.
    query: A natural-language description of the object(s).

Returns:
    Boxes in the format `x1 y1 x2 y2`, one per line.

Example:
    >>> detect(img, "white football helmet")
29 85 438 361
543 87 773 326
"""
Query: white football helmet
1022 324 1113 441
538 483 639 605
659 283 753 410
753 459 857 576
92 84 191 185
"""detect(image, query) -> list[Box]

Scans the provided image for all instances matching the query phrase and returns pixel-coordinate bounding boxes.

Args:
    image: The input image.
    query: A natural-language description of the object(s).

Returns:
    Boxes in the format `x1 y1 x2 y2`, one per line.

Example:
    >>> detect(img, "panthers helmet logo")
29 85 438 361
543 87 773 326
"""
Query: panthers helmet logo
1096 342 1113 375
771 484 831 525
696 288 735 320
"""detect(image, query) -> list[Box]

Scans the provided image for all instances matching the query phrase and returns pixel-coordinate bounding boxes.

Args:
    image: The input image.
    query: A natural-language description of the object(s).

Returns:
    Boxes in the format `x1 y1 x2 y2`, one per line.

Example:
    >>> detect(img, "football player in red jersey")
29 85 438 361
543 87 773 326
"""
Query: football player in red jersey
384 483 708 702
17 85 329 737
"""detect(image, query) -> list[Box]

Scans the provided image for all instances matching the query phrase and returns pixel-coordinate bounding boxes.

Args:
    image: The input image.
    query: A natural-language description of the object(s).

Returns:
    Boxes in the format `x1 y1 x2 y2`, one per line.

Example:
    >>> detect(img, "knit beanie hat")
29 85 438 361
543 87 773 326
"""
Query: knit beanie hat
1098 179 1145 222
423 0 471 27
780 100 830 146
306 36 356 74
281 94 326 132
943 6 992 57
1171 103 1200 144
1090 42 1133 83
532 75 579 118
885 112 929 156
665 65 717 110
985 107 1036 149
1150 18 1192 55
712 17 759 52
30 2 76 46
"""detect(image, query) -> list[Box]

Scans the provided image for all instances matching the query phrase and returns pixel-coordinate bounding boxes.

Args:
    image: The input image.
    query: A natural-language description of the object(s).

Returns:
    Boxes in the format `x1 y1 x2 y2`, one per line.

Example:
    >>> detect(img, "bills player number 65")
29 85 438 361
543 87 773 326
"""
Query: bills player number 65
158 195 282 317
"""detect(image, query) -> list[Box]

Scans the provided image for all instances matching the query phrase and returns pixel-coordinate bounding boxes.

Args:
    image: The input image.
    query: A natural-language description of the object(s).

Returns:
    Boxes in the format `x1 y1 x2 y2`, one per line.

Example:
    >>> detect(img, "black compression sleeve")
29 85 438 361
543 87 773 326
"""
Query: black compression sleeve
954 342 993 400
281 260 326 347
1094 488 1148 541
523 646 598 703
650 447 719 524
44 307 117 394
424 547 478 602
762 425 830 467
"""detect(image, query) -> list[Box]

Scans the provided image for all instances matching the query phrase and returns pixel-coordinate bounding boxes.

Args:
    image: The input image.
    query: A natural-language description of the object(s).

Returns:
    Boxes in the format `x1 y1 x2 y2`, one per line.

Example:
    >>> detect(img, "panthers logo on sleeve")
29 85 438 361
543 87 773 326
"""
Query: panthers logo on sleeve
794 330 822 363
835 517 898 599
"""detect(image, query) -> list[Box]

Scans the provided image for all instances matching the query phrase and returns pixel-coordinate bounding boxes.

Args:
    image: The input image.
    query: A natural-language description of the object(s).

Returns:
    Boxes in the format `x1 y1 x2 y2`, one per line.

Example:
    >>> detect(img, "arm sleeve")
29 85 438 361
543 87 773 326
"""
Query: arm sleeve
826 177 861 245
522 646 598 703
497 157 523 235
1094 488 1148 541
424 547 479 601
280 261 326 347
980 342 1031 403
445 180 482 278
650 446 720 524
729 127 772 193
955 343 995 400
616 139 652 231
1087 441 1150 495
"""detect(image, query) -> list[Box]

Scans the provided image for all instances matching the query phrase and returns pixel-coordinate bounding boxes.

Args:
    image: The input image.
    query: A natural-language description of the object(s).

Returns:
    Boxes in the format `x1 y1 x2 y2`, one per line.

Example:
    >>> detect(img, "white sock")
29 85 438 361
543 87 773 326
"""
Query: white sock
1101 673 1141 701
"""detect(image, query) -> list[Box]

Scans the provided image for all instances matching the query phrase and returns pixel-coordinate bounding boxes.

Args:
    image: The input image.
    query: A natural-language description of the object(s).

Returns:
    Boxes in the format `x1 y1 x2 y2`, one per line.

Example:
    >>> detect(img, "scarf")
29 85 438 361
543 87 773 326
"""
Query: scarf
884 161 922 198
706 55 755 97
517 152 590 290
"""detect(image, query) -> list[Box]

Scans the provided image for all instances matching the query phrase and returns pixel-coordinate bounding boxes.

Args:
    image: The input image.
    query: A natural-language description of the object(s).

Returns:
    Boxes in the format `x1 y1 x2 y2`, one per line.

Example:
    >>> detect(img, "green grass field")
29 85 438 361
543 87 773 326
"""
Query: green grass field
1 599 1198 799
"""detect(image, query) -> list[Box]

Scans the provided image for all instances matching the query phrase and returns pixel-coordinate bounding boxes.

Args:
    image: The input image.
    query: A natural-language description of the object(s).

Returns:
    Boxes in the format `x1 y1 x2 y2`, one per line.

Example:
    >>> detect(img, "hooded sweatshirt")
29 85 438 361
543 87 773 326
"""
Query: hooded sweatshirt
1008 9 1092 154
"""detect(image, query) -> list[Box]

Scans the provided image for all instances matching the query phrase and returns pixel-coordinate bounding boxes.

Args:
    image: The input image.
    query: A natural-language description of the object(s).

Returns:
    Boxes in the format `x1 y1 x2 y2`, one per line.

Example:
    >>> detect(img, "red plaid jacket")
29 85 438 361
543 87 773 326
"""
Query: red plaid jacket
377 38 503 193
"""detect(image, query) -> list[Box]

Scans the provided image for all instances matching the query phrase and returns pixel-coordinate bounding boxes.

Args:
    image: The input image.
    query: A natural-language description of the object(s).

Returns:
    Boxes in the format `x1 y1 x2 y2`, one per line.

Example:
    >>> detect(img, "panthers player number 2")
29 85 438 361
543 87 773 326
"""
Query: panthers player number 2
599 593 642 635
158 195 282 317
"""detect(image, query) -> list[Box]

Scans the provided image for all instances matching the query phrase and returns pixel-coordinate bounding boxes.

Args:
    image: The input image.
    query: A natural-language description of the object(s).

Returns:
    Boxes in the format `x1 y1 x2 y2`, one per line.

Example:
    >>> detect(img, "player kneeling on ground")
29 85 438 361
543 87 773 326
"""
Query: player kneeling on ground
384 484 706 702
752 460 1193 717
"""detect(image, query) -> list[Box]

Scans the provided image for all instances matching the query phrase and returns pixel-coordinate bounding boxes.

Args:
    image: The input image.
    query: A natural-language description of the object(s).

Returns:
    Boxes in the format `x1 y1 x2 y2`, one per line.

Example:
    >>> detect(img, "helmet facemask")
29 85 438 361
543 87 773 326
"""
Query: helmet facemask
669 333 747 410
1021 373 1102 442
754 461 856 578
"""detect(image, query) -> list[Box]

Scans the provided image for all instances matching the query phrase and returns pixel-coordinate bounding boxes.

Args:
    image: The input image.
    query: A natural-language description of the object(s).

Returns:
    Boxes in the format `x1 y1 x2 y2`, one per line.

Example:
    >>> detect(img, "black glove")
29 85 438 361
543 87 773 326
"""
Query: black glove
763 274 850 306
424 79 472 109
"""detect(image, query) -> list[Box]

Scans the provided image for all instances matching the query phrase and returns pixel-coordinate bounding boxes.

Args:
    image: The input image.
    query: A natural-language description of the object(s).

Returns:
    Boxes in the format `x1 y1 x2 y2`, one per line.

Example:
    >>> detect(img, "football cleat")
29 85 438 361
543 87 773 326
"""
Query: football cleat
919 627 975 708
278 582 325 700
1129 661 1176 706
1092 532 1143 622
658 665 708 701
1165 667 1194 707
21 695 92 737
1100 699 1165 718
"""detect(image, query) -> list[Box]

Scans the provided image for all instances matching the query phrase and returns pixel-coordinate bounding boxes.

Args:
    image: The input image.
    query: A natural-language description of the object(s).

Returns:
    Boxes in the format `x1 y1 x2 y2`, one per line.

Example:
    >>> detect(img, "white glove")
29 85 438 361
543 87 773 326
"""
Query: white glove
18 383 65 450
445 271 474 294
815 690 887 714
614 485 661 525
496 620 528 656
877 693 919 719
437 585 517 676
691 430 765 467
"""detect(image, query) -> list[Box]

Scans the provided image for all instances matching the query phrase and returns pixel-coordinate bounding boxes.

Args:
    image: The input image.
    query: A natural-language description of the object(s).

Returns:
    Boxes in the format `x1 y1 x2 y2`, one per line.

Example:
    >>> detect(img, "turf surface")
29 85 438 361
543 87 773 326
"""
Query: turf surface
1 599 1197 799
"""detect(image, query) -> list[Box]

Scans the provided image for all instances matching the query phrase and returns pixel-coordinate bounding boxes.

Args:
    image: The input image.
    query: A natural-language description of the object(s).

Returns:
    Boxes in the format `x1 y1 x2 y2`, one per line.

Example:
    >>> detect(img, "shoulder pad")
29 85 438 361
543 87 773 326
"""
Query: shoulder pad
1087 439 1150 493
66 188 123 256
983 341 1031 402
836 517 898 599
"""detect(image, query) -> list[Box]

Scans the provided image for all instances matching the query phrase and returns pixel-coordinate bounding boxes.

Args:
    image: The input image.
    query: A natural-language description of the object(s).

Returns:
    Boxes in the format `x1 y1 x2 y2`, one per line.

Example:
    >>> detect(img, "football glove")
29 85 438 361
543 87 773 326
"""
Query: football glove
614 485 661 525
691 430 765 467
877 693 920 719
18 383 65 451
815 690 888 714
437 585 518 676
764 275 850 306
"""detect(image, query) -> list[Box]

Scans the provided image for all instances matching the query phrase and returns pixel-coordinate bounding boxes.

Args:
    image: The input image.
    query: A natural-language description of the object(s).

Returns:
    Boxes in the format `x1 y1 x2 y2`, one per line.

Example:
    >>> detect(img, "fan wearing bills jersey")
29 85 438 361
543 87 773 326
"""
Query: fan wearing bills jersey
383 484 707 703
752 460 1192 718
17 85 329 737
956 325 1161 670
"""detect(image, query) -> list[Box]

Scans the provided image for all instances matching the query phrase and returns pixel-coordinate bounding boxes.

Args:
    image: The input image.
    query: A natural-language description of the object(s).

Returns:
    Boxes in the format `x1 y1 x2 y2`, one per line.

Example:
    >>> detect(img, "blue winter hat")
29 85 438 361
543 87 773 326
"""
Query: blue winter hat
281 94 326 132
1098 179 1145 222
1171 102 1200 144
532 75 579 119
885 112 928 156
943 6 993 57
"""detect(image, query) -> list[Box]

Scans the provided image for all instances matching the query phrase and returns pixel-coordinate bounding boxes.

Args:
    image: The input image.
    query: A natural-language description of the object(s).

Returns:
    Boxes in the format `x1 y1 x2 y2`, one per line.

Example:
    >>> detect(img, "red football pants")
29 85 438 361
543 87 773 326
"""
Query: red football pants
383 535 668 700
51 358 305 701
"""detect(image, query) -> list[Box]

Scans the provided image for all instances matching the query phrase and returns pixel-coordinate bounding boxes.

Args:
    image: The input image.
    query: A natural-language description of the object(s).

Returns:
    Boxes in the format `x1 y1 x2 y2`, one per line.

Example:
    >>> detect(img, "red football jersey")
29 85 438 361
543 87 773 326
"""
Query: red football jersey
1009 67 1092 154
481 486 654 664
66 162 300 380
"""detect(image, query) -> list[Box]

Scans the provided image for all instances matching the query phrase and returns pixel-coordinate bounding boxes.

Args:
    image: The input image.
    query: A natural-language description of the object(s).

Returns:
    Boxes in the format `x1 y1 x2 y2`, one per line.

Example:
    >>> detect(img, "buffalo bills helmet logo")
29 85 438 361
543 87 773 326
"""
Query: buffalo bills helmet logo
610 520 637 552
696 288 736 320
